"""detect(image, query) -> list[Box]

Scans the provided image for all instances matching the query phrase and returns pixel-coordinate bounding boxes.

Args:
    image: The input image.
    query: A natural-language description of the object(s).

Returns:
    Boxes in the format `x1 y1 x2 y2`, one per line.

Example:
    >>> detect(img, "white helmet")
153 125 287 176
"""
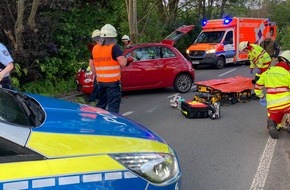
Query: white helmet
278 50 290 63
100 24 117 38
122 35 130 41
91 29 100 38
238 41 249 52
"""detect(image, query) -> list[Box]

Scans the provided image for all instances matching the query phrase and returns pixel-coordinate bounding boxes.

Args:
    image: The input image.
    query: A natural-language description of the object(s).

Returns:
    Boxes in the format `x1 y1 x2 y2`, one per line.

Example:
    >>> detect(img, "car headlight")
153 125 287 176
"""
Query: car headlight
110 152 180 185
206 49 216 53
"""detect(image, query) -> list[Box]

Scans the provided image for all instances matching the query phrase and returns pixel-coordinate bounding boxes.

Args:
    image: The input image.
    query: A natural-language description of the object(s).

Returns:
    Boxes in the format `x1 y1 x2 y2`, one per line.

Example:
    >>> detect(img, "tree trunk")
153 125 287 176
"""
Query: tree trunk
15 0 25 51
126 0 138 43
28 0 40 29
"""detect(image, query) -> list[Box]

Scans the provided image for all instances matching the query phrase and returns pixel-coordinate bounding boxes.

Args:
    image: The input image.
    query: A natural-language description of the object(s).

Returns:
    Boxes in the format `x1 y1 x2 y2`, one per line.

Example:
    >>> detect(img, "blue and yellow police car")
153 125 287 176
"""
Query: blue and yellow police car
0 88 181 190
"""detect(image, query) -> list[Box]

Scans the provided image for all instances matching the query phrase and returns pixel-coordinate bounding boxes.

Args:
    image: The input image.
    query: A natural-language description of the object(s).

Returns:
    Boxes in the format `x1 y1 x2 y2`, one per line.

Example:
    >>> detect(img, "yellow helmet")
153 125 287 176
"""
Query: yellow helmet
100 24 117 38
278 50 290 63
238 41 249 52
91 29 100 38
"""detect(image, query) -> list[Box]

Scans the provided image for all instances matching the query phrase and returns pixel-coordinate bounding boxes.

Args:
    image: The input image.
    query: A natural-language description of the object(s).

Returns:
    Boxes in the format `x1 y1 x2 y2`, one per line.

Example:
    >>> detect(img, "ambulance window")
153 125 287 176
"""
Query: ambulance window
224 31 233 45
195 31 225 43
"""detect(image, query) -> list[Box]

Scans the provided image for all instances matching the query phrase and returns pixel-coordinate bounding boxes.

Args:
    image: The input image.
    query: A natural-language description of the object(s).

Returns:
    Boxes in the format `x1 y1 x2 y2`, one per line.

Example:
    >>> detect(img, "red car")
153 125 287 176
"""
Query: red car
76 25 195 94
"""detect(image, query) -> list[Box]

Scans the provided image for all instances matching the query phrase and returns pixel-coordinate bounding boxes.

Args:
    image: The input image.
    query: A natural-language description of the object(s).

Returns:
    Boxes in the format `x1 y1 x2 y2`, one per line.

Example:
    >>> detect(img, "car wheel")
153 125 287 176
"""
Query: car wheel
216 57 225 69
173 74 193 93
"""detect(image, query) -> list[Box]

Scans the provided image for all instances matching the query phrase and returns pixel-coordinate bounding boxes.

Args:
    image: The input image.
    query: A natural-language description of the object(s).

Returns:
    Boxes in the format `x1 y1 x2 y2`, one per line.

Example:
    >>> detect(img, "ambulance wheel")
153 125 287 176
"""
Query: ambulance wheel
216 57 225 69
173 74 193 93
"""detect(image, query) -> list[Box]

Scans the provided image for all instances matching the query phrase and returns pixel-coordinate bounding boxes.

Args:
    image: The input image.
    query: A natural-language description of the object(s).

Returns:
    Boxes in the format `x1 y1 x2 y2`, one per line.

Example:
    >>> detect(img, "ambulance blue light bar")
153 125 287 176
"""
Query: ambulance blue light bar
201 19 207 26
223 17 233 25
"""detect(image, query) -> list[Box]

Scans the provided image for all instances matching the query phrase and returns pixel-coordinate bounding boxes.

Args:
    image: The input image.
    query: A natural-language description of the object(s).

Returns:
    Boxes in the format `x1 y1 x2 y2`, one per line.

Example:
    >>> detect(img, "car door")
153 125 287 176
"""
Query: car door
122 46 163 91
223 30 235 62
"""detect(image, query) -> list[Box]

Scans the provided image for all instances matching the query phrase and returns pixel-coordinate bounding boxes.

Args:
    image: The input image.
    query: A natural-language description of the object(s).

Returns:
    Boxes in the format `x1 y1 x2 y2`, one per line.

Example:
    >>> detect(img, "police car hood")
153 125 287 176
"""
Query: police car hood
30 94 164 143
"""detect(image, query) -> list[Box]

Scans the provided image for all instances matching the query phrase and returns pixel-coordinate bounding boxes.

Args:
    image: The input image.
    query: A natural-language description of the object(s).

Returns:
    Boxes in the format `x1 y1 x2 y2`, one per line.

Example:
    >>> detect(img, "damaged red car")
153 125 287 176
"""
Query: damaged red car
76 25 195 94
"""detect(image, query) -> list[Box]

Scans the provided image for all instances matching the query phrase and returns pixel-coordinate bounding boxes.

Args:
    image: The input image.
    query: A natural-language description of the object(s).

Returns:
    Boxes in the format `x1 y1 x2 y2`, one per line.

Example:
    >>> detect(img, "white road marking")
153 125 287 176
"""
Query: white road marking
147 106 158 113
122 111 134 116
249 137 277 190
167 93 180 98
218 68 237 77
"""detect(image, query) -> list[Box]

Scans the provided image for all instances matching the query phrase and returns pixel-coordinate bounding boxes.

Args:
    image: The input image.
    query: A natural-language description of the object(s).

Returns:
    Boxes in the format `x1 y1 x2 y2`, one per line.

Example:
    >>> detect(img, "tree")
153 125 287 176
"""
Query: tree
125 0 138 43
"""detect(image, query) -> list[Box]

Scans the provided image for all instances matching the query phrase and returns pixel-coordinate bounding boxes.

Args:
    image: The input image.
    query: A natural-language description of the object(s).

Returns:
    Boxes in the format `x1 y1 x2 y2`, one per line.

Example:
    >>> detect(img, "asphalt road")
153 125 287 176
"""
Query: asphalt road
117 63 290 190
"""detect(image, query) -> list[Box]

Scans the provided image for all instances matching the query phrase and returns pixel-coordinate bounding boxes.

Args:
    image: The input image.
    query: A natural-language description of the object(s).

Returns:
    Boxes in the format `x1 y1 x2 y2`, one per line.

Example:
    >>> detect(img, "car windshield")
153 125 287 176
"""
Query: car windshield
195 31 225 43
0 90 45 127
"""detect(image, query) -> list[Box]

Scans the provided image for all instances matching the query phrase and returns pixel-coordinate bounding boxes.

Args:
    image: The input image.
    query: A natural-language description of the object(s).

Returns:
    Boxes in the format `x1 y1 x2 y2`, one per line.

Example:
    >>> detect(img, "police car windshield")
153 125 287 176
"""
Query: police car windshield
0 90 44 127
195 31 225 43
0 90 31 126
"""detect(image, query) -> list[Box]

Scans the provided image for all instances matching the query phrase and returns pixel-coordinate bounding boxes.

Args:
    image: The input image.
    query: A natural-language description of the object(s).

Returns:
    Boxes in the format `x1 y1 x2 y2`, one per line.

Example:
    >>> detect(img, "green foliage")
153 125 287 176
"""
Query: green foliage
279 26 290 50
21 77 77 96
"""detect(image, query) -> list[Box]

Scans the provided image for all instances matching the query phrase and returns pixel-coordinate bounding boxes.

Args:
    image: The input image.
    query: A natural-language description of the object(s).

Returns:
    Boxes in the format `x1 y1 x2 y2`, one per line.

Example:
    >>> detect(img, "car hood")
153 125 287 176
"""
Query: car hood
22 94 170 157
187 43 217 51
161 25 195 46
28 94 163 142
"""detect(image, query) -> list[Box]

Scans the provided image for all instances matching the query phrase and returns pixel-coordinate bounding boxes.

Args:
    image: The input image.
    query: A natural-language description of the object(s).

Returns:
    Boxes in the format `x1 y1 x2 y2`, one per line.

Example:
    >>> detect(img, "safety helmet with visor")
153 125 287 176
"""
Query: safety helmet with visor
100 24 117 38
238 41 249 52
278 50 290 64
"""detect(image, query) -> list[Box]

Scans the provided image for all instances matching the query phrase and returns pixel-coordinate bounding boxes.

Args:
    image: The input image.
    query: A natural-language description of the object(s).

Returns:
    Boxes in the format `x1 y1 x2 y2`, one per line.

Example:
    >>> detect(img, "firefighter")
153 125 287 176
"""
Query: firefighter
254 50 290 139
91 24 128 113
238 41 271 84
88 29 101 102
121 35 132 49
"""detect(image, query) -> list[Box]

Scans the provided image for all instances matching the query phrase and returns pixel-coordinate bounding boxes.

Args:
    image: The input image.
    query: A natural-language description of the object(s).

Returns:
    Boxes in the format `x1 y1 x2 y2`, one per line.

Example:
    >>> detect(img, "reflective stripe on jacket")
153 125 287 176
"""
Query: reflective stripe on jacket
92 44 121 82
254 62 290 111
248 44 271 71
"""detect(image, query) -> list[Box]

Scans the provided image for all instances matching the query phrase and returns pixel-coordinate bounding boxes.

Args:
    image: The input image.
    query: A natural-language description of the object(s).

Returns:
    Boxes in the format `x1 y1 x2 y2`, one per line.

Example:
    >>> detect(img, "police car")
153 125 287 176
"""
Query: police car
0 88 181 190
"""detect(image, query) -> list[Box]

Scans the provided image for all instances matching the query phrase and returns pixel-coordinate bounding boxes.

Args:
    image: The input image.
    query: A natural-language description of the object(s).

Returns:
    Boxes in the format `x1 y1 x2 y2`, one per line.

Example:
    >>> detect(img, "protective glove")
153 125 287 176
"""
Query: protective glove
255 68 261 74
250 69 253 74
260 97 267 106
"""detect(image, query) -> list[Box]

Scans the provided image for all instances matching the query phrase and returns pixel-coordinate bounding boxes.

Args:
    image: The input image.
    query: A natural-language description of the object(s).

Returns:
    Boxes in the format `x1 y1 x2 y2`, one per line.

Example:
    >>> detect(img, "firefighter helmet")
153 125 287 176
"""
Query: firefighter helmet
100 24 117 38
122 35 130 41
91 29 100 38
238 41 249 52
278 50 290 64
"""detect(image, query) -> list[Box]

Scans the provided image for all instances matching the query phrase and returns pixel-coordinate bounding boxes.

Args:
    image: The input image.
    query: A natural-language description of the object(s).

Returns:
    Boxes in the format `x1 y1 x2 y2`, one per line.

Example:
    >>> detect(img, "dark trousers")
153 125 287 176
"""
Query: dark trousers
88 78 98 102
96 81 121 113
0 77 13 89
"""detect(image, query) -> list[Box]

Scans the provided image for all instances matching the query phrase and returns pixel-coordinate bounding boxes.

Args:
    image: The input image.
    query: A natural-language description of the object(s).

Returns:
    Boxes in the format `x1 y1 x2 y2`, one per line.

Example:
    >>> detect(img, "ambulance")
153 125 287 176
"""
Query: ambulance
186 17 277 69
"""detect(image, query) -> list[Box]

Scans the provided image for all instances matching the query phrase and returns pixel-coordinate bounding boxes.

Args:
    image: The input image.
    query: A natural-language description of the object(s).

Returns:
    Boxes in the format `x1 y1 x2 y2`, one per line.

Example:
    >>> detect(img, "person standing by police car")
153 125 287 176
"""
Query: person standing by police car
0 43 14 89
88 29 101 102
91 24 129 113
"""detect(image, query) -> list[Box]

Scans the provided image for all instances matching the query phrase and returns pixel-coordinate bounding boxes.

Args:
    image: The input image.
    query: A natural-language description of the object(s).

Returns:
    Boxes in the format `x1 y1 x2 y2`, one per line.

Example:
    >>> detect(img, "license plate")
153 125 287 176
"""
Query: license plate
192 61 199 65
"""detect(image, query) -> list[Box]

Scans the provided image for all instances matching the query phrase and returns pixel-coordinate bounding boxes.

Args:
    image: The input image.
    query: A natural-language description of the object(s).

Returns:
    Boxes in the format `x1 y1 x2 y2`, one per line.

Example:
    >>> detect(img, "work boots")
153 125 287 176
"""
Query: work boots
267 118 279 139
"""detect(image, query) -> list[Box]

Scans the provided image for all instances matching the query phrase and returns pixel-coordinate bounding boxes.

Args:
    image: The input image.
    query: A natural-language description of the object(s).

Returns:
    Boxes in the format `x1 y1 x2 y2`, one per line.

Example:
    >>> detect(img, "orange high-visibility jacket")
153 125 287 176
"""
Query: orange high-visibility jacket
254 62 290 112
248 44 271 74
92 44 121 83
